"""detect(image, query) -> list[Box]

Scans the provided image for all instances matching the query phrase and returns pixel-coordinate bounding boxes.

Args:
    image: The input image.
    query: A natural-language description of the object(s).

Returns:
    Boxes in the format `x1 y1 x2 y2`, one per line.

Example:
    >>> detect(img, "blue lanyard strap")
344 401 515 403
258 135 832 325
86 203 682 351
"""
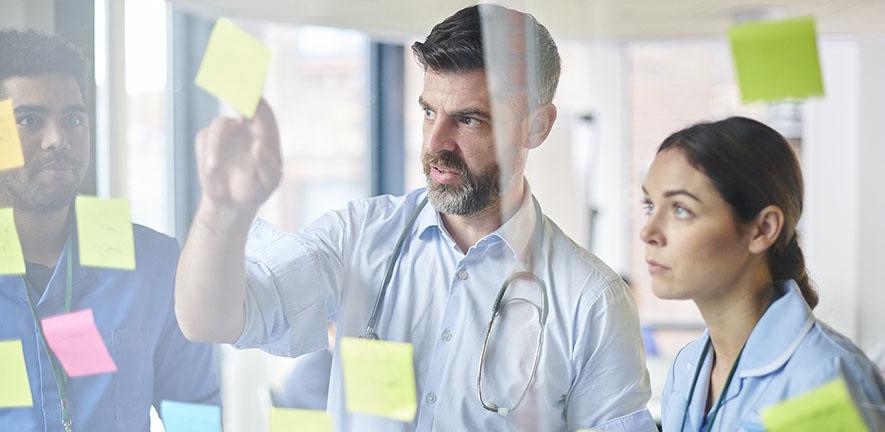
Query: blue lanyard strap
679 338 744 432
23 235 75 432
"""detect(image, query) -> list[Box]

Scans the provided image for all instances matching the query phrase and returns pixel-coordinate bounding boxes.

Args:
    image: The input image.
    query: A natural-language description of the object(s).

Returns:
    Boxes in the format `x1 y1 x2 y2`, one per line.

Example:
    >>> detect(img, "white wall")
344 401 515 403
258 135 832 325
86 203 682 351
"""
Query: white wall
803 36 885 350
855 36 885 351
0 0 54 32
525 41 630 274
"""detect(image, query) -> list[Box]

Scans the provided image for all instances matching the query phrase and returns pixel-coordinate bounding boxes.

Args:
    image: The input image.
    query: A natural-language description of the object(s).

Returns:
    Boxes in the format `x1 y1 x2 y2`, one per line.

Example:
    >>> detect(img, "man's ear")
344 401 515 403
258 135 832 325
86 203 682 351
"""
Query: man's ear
748 205 785 255
527 103 557 149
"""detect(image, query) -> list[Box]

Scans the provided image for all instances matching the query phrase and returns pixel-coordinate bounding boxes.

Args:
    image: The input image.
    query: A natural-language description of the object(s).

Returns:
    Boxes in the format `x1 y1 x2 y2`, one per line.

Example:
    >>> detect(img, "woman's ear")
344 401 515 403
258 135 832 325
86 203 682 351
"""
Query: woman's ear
527 103 557 149
748 205 785 255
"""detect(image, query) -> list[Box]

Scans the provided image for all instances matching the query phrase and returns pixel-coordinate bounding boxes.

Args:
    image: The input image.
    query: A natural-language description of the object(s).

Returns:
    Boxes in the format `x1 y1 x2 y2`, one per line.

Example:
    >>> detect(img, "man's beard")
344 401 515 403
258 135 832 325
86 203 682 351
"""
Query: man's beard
0 150 83 212
422 150 501 216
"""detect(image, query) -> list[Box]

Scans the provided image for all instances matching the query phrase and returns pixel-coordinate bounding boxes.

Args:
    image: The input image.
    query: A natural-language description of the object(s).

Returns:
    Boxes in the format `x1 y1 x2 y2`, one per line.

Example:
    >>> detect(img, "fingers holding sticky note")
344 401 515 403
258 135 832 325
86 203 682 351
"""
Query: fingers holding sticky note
41 309 117 377
0 339 33 408
195 18 272 118
0 99 25 171
75 196 136 270
340 337 417 422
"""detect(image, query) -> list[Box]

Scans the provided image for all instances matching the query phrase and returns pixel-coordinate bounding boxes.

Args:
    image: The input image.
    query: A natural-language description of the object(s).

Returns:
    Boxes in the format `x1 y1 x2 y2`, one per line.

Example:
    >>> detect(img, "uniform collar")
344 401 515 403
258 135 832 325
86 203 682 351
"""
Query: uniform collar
416 182 538 261
738 279 815 378
682 280 815 427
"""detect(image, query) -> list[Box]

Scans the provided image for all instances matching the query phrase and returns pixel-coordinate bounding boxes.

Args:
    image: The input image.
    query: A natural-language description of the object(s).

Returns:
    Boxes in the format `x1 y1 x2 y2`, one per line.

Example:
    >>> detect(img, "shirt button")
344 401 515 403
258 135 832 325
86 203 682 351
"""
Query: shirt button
457 270 468 280
441 329 452 341
426 392 437 404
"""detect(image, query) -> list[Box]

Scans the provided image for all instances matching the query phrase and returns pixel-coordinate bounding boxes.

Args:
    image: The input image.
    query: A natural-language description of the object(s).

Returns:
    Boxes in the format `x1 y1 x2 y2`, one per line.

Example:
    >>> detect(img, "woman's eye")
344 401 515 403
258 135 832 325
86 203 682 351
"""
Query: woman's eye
641 200 653 215
673 205 692 219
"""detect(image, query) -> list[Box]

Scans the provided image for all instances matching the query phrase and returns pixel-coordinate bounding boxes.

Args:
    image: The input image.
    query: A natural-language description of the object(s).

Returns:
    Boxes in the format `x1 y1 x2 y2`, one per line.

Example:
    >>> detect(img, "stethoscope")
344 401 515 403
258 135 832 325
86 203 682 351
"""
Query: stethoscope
22 227 75 432
361 196 549 415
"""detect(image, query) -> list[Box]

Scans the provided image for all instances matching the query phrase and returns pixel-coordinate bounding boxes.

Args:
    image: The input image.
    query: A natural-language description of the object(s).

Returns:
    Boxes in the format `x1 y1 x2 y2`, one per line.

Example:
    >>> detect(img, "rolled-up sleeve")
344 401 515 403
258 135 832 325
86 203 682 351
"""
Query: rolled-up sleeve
567 277 657 431
233 215 345 357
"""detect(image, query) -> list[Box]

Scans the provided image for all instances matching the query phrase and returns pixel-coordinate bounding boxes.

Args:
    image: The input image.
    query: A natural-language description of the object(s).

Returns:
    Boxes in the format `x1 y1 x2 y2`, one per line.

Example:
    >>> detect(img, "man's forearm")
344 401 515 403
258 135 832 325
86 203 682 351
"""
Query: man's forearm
175 198 255 343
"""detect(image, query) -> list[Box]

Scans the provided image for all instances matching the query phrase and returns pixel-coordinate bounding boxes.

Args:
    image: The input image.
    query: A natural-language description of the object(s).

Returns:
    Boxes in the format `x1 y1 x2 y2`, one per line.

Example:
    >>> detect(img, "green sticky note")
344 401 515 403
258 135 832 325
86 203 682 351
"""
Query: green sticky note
761 377 869 432
195 18 272 118
270 407 332 432
0 340 34 408
340 337 417 422
75 196 136 270
0 99 25 171
729 16 824 102
0 207 26 275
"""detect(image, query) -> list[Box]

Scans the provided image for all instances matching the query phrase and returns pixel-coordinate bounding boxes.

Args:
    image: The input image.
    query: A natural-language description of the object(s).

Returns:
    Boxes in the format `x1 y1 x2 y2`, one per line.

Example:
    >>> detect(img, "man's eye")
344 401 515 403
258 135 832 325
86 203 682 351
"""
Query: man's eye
63 114 86 128
423 108 435 119
17 115 42 128
461 117 481 126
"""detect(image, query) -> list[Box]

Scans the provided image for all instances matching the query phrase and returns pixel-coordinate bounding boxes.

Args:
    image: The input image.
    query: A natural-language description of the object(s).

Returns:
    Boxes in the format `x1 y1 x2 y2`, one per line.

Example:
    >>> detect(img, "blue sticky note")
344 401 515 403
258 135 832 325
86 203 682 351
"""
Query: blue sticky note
160 400 222 432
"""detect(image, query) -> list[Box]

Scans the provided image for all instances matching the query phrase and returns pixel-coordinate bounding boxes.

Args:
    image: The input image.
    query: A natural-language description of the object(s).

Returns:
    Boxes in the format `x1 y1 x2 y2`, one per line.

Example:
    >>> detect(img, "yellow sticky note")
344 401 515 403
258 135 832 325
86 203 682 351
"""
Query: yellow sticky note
0 208 26 275
75 196 135 270
0 340 34 408
195 18 272 118
270 407 332 432
761 377 869 432
0 99 25 171
340 337 417 422
729 17 824 102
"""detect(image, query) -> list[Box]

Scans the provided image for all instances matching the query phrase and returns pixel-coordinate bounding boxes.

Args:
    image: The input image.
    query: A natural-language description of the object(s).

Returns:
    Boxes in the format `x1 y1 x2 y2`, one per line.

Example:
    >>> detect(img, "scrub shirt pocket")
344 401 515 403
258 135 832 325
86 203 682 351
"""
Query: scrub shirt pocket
113 328 148 421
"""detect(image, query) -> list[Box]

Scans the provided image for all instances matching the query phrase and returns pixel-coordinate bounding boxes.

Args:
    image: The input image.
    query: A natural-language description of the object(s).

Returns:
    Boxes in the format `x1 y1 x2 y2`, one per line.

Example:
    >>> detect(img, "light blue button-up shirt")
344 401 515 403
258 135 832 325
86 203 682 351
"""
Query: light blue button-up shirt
661 280 885 431
0 224 220 431
235 187 656 431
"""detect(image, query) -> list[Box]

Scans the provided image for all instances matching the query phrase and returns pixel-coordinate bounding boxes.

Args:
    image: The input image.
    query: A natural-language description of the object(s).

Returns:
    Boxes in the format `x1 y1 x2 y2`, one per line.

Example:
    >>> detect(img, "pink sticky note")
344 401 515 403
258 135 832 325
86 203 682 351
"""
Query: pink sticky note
41 309 117 377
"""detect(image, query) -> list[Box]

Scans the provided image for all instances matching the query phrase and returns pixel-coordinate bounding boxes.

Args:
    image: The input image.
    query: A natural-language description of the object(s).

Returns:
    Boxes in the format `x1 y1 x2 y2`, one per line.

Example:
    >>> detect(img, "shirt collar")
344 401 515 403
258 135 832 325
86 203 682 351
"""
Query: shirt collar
415 182 539 261
738 279 816 378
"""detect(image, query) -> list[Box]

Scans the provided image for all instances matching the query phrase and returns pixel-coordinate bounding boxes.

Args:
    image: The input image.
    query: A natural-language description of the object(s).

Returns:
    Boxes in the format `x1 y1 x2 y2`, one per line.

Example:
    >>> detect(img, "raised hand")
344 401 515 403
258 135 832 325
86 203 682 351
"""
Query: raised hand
195 99 282 215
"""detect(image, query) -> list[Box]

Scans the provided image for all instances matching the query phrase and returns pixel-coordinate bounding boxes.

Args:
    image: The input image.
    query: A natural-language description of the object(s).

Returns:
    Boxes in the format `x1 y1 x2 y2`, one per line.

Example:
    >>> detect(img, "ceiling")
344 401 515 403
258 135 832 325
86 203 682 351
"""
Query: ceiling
170 0 885 40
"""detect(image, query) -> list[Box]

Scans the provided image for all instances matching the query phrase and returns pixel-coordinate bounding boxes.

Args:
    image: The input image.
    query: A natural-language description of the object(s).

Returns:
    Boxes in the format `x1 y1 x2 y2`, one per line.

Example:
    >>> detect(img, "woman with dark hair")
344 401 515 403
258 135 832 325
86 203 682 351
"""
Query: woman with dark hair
641 116 885 431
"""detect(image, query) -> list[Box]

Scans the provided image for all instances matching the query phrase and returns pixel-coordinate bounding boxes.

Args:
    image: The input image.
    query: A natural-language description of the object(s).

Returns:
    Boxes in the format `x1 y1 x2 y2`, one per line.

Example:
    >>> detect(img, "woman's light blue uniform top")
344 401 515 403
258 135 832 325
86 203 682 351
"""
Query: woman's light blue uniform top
661 280 885 431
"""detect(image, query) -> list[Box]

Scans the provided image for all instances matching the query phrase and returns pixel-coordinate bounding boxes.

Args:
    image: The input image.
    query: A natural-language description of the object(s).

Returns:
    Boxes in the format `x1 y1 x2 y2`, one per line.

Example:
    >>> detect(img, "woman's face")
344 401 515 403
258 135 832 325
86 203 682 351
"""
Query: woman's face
640 148 755 302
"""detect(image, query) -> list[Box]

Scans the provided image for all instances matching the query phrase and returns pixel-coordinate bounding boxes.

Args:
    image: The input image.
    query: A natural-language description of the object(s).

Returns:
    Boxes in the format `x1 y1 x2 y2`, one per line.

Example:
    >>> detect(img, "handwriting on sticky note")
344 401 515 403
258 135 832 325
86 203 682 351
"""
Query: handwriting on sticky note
41 309 117 377
0 340 33 408
0 208 26 275
75 196 135 270
761 377 869 432
161 400 222 432
195 18 272 118
0 99 25 171
270 407 332 432
339 337 417 422
729 16 824 103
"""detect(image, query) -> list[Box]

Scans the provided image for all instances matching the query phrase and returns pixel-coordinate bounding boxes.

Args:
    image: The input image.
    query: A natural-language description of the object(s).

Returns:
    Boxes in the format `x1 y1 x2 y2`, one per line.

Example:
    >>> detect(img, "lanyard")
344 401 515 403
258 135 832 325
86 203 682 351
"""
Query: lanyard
679 337 745 432
23 238 75 432
680 295 776 432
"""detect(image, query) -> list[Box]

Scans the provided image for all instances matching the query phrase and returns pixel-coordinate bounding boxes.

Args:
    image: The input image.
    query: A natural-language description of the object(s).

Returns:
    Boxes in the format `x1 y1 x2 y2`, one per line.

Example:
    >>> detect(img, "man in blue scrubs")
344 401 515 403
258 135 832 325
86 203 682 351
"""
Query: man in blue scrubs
0 29 220 431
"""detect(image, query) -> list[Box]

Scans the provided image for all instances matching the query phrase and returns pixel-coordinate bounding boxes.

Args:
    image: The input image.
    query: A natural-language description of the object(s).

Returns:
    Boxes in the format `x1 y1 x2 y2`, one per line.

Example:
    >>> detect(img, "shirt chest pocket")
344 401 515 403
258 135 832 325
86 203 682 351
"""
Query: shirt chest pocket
112 329 150 421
